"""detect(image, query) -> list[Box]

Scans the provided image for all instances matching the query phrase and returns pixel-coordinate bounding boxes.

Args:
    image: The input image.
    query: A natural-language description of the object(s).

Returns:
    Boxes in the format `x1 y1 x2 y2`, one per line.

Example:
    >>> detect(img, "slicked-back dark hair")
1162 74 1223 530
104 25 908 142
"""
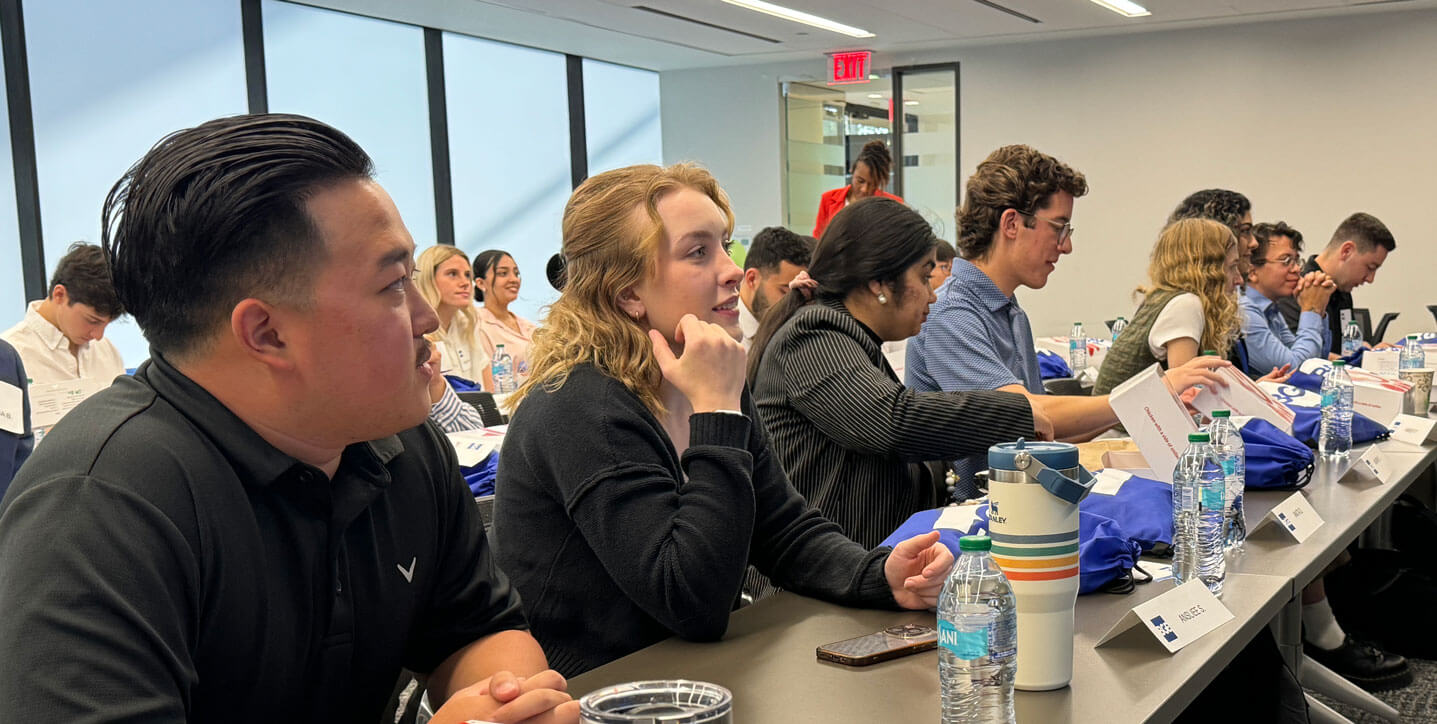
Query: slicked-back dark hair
1329 212 1395 253
747 197 936 383
744 226 814 273
855 139 892 186
1168 189 1251 233
1252 221 1304 267
50 242 123 319
101 114 374 359
472 248 515 303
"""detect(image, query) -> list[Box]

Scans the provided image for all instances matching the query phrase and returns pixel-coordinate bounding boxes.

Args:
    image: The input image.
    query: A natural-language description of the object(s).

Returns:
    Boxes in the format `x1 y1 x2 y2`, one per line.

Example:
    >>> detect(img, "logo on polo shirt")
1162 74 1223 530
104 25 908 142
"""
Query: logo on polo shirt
398 557 416 583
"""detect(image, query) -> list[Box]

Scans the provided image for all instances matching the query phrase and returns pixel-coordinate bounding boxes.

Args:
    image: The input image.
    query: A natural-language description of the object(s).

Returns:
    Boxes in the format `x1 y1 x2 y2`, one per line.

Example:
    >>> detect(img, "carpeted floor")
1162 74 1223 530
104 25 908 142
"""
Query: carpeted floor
1314 657 1437 722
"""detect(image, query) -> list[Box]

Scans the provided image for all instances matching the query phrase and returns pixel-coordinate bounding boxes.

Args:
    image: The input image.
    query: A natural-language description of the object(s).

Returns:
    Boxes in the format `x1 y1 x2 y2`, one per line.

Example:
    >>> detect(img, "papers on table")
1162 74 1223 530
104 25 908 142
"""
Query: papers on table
445 426 507 467
1108 364 1197 484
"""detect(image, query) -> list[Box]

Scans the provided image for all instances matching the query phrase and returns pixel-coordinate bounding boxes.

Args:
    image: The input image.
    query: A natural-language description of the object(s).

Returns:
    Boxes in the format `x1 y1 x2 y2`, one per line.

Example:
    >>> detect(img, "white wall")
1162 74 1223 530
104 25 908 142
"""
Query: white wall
660 8 1437 341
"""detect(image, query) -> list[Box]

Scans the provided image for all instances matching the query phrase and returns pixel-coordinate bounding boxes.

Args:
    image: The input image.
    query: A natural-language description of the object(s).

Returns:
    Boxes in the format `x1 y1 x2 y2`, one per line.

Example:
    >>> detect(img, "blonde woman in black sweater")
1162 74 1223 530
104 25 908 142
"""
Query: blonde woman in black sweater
495 163 955 677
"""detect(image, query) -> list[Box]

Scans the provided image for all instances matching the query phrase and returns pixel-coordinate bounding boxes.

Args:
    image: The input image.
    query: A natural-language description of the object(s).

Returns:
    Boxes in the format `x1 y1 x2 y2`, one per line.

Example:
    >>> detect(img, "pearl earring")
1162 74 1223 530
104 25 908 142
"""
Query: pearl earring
877 292 888 304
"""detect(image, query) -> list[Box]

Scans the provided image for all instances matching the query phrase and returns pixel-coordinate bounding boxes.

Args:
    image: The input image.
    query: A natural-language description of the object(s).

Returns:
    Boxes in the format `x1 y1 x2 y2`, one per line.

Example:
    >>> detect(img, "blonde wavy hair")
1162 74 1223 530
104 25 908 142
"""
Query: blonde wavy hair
414 244 479 355
509 163 734 416
1138 218 1241 356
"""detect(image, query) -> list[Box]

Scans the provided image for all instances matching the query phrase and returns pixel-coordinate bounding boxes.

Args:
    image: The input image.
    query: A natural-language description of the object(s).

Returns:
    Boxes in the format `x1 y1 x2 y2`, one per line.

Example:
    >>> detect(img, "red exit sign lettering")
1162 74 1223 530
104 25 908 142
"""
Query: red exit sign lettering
827 51 871 85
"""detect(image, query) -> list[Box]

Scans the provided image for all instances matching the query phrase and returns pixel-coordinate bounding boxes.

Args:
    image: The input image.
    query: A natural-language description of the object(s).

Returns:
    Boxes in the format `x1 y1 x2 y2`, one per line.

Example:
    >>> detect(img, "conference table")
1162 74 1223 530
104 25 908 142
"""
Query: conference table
569 437 1437 723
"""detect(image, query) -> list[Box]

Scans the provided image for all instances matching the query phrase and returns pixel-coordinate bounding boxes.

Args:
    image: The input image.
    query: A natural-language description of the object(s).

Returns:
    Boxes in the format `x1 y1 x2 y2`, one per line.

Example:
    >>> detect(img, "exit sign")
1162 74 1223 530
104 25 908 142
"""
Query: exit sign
827 51 871 85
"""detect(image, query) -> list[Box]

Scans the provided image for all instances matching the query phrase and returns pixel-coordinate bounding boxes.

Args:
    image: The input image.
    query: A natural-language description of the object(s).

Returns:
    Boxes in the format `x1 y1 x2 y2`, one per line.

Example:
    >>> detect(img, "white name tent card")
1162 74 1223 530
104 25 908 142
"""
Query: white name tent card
1361 348 1401 379
444 430 502 467
1191 366 1296 434
1338 446 1391 484
1096 579 1234 653
1388 414 1437 447
1251 491 1324 543
0 380 22 435
1089 468 1133 496
934 504 984 533
28 377 107 430
1108 364 1197 484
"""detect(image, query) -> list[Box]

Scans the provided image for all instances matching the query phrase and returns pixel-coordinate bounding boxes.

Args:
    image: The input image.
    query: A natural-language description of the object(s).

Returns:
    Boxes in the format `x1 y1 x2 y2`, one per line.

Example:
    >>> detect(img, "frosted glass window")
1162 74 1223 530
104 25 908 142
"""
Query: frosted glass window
26 0 247 364
583 59 662 175
0 62 22 326
263 1 436 246
444 34 570 325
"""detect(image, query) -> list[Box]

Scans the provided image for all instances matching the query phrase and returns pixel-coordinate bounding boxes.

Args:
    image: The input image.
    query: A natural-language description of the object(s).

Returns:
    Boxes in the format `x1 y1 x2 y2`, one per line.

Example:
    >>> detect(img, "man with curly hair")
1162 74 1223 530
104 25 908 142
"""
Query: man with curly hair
906 145 1225 498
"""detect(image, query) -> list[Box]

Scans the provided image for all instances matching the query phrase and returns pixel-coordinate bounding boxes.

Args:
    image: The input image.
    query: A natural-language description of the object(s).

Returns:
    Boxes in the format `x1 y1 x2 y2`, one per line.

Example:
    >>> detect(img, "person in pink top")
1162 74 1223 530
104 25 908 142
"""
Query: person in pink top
473 249 538 381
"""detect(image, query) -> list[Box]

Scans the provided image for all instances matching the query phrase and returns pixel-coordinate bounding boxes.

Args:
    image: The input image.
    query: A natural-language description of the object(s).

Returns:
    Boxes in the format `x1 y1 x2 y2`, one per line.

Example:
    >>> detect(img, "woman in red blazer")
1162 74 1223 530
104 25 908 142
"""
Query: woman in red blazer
813 139 904 237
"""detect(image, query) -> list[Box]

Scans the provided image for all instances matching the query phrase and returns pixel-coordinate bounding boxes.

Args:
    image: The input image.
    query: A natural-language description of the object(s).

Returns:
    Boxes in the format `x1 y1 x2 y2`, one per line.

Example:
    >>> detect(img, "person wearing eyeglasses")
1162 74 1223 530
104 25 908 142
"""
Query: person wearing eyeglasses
1240 221 1335 373
905 145 1227 500
1274 212 1397 353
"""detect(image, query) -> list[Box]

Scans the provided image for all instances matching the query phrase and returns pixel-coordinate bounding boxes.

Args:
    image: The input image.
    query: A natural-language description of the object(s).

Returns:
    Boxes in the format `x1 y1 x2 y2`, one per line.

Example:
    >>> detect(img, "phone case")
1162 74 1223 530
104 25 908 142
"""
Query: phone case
816 623 938 666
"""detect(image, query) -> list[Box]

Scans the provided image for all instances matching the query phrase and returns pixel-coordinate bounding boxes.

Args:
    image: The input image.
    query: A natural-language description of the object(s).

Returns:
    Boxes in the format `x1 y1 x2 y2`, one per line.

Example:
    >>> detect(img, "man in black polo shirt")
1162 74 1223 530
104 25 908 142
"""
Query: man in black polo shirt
0 115 579 723
1276 212 1397 353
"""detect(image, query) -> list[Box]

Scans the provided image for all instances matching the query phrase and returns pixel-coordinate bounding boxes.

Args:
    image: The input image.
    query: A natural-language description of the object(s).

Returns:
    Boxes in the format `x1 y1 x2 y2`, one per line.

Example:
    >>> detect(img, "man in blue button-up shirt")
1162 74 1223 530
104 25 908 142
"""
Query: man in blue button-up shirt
1240 221 1334 372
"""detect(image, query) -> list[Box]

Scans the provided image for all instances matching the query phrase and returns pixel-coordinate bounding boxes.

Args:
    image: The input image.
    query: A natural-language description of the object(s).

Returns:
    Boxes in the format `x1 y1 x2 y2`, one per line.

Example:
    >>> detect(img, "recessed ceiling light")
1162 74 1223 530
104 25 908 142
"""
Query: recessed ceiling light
868 74 879 80
1088 0 1150 18
720 0 876 38
867 93 883 98
903 100 919 106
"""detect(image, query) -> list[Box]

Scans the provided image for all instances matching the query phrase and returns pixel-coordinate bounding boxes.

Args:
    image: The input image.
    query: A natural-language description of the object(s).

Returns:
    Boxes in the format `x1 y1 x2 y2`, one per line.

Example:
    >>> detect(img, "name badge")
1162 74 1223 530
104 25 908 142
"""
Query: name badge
1096 579 1234 653
1388 414 1437 448
1251 491 1324 543
0 380 21 435
1089 468 1132 496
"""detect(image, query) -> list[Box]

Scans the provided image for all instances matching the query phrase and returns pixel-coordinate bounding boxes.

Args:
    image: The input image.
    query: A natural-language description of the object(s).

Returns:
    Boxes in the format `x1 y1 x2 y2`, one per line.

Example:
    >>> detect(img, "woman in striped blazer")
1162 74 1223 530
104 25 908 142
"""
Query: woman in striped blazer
748 198 1054 550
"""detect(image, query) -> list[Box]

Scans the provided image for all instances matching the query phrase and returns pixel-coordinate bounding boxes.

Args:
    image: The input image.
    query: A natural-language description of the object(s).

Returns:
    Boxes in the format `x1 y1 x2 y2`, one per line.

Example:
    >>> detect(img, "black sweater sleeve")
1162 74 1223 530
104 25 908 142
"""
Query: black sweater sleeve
536 378 759 641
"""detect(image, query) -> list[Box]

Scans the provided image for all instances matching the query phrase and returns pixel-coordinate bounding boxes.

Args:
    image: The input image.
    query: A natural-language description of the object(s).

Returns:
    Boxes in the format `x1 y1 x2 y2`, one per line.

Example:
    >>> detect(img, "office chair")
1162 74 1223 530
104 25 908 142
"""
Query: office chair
456 391 505 427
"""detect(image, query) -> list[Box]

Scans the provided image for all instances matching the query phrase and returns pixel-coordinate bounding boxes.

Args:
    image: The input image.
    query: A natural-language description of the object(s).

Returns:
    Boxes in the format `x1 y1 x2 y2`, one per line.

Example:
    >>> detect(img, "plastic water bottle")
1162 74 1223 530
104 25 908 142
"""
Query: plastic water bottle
1319 360 1354 459
492 344 517 394
1069 322 1088 372
1401 335 1426 370
1110 317 1128 344
1342 321 1364 357
939 535 1016 724
1207 411 1246 552
1172 432 1227 596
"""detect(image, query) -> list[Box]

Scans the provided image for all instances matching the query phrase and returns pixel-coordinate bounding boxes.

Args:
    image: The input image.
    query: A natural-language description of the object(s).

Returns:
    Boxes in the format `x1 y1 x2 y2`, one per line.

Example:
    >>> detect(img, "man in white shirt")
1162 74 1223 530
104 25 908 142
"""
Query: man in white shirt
737 226 813 349
2 242 125 385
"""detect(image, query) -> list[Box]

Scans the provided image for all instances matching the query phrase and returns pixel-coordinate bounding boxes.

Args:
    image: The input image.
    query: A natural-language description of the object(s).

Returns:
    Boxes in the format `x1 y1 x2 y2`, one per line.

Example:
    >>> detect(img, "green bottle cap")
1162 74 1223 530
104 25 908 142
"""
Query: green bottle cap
958 535 992 552
1333 360 1346 367
1188 432 1210 443
1211 410 1230 418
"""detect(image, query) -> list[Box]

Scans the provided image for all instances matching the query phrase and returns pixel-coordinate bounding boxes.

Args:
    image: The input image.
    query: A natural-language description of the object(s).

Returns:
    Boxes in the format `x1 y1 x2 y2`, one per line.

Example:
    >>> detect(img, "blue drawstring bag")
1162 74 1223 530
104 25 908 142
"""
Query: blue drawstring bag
446 374 482 393
461 451 499 496
1262 380 1391 446
1080 474 1173 553
1236 418 1314 490
1397 333 1437 346
879 504 1142 594
1037 349 1073 380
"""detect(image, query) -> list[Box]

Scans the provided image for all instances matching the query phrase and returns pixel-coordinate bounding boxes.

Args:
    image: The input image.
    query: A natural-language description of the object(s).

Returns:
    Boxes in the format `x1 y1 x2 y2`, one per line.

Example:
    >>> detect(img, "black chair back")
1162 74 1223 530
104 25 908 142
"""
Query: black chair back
1373 312 1399 345
457 391 505 427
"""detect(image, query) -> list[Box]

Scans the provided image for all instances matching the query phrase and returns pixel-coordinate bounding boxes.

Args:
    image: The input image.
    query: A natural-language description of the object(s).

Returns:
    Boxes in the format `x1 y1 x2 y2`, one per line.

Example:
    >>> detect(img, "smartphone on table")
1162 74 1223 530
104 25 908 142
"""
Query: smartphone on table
816 623 938 666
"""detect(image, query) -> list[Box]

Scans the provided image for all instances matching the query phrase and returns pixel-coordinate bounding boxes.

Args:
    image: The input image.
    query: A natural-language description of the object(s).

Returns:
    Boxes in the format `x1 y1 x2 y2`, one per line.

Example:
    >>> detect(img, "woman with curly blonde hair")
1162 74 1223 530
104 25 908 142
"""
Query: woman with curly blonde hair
495 162 956 677
1094 217 1245 394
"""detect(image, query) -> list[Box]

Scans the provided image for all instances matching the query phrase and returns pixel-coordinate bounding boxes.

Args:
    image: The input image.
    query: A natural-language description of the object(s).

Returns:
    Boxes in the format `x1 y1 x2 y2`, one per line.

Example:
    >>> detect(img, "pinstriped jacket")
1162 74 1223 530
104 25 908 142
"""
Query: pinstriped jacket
752 299 1036 549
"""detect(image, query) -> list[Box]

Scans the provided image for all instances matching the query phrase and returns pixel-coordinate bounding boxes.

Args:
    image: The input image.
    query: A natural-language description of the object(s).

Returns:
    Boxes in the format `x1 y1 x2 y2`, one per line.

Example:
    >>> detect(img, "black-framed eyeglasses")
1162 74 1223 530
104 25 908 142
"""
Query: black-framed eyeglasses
1255 253 1302 268
1017 209 1074 242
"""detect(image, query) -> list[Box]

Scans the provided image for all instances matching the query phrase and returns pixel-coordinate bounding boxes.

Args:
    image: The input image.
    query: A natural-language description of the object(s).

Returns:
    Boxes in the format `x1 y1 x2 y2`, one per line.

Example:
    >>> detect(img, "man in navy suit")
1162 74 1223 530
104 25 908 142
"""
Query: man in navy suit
0 338 32 498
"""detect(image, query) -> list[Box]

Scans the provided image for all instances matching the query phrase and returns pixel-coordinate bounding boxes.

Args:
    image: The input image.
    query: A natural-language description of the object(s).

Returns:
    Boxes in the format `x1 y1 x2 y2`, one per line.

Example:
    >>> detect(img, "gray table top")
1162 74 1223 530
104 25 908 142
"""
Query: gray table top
569 573 1289 723
568 439 1437 724
1233 439 1437 589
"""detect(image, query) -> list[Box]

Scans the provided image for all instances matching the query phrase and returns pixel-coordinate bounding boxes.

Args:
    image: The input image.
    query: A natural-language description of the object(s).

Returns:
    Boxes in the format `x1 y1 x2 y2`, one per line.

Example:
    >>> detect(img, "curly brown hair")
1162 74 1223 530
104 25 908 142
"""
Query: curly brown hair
956 145 1087 260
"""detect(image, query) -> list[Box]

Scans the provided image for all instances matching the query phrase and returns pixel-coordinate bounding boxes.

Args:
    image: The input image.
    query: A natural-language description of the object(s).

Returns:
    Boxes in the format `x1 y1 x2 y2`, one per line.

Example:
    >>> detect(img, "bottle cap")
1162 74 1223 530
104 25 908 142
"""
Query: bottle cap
1409 334 1420 340
1211 410 1230 418
1188 432 1210 443
1117 316 1126 321
958 535 992 552
1202 350 1218 356
1333 360 1345 367
1073 321 1082 325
